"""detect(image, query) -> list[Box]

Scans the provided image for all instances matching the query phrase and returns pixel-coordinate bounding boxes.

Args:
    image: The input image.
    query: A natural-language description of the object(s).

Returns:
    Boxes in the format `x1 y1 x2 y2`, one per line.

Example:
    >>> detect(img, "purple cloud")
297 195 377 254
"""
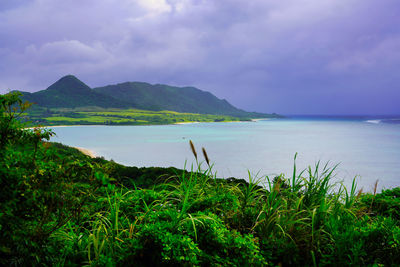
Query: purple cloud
0 0 399 114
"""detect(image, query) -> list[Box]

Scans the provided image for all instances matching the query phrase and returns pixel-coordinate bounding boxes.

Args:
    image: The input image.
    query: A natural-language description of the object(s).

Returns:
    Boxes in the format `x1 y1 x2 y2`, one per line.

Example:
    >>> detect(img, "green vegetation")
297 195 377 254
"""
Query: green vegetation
1 92 399 266
18 75 282 119
19 75 129 108
93 81 273 117
23 106 245 126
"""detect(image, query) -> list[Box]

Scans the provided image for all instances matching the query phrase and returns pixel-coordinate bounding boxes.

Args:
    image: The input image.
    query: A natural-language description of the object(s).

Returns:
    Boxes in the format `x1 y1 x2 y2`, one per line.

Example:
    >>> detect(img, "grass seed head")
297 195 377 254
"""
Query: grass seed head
373 180 379 196
202 147 210 166
356 188 363 200
189 140 197 160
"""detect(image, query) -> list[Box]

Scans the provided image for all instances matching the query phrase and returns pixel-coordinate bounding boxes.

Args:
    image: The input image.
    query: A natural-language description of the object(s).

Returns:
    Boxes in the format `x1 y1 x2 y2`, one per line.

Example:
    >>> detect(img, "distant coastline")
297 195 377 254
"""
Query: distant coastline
25 117 272 128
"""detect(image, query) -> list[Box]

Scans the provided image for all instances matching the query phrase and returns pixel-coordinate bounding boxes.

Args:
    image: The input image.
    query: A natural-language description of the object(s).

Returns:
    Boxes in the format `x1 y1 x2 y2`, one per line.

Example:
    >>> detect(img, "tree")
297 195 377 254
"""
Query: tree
0 91 32 150
0 92 94 265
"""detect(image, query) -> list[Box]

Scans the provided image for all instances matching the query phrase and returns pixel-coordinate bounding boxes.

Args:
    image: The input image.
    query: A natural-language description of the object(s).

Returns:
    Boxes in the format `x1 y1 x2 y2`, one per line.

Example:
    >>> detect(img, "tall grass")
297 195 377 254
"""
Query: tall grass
48 141 400 266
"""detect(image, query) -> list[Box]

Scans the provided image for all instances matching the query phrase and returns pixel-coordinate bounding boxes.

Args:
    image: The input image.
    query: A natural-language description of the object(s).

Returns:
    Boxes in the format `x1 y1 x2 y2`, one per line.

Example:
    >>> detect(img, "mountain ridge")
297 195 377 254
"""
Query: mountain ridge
93 81 248 116
20 75 129 108
17 75 277 118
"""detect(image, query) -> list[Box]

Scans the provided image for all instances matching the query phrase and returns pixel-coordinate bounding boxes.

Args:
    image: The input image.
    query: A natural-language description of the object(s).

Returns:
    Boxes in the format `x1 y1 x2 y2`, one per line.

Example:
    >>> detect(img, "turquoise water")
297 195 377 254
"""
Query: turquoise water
51 118 400 191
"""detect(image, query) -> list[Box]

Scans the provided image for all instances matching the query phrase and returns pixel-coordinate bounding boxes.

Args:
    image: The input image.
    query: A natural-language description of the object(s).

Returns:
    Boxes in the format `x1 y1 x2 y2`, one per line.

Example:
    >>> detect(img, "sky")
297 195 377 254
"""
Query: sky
0 0 399 115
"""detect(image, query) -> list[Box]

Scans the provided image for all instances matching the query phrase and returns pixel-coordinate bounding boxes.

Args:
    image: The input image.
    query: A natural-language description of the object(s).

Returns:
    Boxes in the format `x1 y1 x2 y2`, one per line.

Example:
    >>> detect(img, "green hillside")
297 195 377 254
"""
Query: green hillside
19 75 129 108
94 82 254 117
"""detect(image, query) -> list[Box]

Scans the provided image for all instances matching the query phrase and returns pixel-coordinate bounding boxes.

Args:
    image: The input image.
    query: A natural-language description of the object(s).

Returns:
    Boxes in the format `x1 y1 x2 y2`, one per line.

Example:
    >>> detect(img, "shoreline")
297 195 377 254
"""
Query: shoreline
25 118 271 128
75 147 96 158
25 125 102 129
251 118 269 122
174 121 201 125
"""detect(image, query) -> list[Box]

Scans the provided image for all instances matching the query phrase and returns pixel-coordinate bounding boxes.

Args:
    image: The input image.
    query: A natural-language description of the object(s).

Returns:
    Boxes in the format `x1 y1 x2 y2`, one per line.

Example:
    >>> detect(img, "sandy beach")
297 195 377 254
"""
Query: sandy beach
174 121 201 125
251 118 270 122
75 147 96 158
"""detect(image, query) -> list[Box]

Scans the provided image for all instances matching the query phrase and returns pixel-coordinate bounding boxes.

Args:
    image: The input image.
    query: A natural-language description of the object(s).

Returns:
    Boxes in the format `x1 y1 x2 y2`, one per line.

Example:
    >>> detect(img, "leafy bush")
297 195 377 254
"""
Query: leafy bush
361 187 400 220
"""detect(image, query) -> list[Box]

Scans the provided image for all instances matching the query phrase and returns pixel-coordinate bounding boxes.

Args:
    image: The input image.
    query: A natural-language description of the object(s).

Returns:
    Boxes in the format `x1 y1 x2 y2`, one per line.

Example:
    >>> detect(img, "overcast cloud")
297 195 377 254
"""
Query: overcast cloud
0 0 399 114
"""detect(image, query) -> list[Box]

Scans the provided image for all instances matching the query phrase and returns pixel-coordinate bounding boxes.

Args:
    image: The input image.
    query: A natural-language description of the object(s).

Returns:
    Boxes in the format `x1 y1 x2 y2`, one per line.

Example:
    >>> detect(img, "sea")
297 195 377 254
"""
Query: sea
50 116 400 192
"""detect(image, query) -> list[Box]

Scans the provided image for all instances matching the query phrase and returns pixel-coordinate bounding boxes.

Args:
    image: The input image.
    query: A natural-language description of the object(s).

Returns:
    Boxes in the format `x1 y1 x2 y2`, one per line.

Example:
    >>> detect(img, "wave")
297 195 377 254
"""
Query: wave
365 119 381 124
365 118 400 124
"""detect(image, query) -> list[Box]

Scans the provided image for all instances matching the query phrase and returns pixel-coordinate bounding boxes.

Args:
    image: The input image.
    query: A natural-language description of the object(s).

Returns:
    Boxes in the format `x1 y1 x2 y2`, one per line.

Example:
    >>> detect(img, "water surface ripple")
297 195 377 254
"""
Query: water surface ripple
51 119 400 191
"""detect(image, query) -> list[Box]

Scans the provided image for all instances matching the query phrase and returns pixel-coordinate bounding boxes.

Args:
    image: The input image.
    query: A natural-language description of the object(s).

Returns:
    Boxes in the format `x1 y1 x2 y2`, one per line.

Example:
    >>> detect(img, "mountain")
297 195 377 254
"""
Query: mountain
17 75 277 117
20 75 128 108
93 82 249 116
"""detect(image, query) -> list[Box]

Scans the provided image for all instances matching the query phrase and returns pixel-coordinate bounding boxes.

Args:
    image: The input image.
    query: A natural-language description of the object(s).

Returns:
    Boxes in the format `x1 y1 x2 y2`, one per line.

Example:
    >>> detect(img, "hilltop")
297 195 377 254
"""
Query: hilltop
19 75 129 108
17 75 278 118
94 81 260 117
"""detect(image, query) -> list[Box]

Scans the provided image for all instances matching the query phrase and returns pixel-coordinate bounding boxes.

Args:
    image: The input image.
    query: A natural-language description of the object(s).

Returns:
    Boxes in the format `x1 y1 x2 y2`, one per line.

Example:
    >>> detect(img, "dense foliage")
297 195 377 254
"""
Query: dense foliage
1 92 399 266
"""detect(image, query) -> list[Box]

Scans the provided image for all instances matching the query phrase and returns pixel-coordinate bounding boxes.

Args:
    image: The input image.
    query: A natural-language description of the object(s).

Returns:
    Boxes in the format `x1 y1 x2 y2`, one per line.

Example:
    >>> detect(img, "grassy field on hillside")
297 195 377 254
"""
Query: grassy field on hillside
24 107 247 126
